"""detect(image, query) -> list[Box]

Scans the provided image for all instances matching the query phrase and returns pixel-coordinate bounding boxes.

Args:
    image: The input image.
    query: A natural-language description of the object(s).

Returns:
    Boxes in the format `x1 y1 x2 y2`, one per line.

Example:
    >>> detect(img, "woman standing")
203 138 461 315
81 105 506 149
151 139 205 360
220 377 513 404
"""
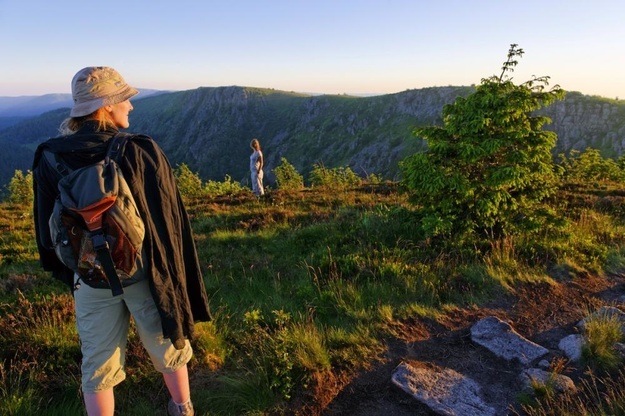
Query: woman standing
250 138 265 196
32 67 210 416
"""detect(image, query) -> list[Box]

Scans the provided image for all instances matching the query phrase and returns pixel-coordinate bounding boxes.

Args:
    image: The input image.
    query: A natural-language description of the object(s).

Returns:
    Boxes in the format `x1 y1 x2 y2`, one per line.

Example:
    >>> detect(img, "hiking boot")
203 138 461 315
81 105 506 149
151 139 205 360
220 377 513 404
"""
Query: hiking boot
167 398 194 416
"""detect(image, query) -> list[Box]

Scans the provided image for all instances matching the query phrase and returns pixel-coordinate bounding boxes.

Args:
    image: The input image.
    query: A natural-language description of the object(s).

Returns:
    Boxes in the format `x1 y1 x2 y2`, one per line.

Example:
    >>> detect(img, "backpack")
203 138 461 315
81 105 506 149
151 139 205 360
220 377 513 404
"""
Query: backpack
44 133 145 296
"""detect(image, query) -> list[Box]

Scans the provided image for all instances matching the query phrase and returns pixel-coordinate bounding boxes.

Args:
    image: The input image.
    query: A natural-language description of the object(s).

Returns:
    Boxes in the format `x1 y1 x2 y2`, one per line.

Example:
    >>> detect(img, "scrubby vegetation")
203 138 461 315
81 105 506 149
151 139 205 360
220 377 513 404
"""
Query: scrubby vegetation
4 170 33 205
2 152 625 414
174 163 246 198
1 45 625 415
272 158 305 192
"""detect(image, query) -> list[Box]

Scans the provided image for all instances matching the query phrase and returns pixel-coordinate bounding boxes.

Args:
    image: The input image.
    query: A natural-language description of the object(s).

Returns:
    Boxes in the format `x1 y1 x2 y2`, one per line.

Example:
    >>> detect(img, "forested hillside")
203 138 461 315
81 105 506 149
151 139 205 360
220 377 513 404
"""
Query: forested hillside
1 86 624 189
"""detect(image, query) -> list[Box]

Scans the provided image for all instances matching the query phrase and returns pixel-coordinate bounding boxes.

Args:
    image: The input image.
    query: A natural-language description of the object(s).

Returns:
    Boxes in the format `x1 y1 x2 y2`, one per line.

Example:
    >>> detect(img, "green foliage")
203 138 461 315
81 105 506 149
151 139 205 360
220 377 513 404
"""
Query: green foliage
4 171 625 414
174 163 204 199
365 173 383 185
0 293 82 415
558 148 625 182
0 203 38 267
5 170 33 205
582 309 624 372
273 158 304 191
309 164 361 190
521 369 625 415
0 362 40 416
401 44 565 239
175 164 245 199
204 175 245 197
208 308 304 413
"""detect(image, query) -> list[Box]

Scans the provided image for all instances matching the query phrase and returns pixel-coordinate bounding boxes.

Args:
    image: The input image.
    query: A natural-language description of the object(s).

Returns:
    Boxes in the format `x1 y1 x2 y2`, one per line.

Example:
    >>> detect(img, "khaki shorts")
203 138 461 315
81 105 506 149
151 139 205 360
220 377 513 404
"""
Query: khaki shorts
74 277 193 393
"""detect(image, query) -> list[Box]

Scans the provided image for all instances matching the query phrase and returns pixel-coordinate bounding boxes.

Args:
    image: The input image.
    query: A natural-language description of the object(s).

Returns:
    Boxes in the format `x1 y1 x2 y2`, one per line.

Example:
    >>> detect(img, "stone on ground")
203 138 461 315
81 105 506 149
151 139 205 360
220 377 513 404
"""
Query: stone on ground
470 316 549 365
391 362 496 416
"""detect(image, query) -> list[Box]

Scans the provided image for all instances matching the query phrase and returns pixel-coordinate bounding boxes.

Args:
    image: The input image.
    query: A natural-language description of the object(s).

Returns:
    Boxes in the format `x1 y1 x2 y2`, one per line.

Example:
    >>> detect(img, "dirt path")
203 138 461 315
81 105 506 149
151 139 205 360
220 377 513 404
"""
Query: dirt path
314 273 625 415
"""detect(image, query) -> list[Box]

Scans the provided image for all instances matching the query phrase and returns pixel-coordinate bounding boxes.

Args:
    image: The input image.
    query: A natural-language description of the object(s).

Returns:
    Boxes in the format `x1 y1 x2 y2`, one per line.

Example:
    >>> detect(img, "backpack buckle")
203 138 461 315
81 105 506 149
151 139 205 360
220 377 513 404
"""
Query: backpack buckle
90 231 109 251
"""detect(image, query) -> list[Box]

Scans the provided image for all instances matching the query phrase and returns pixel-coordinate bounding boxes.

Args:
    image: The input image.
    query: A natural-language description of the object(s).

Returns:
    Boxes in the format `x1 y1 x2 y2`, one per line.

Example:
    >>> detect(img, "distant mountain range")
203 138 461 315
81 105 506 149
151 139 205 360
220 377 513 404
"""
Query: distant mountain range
0 89 166 129
0 94 73 118
1 86 624 192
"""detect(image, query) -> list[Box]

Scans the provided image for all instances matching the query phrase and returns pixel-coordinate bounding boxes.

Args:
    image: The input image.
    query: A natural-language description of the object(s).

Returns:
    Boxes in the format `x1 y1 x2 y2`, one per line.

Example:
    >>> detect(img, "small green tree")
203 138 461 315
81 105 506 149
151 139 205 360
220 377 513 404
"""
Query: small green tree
400 44 565 239
273 158 304 191
6 170 34 205
204 175 245 196
309 164 361 190
559 148 625 182
174 163 203 199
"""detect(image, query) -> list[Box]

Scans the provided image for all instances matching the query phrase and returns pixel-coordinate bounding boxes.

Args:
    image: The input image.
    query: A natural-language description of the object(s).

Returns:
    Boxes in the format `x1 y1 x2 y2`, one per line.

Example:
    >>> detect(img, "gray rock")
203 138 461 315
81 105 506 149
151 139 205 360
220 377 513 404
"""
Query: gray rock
391 362 496 416
558 334 584 361
578 306 625 331
521 368 577 394
470 316 549 365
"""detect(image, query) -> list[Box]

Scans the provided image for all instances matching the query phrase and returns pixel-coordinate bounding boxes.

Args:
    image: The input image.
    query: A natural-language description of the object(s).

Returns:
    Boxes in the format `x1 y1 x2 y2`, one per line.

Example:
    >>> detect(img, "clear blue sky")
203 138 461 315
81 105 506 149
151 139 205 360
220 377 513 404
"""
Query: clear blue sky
1 0 624 99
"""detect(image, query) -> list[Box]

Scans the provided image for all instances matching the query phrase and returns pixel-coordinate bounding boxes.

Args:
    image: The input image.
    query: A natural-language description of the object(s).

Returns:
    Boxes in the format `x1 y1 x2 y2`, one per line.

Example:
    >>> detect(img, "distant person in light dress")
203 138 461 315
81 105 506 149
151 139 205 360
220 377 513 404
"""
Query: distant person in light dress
250 138 264 196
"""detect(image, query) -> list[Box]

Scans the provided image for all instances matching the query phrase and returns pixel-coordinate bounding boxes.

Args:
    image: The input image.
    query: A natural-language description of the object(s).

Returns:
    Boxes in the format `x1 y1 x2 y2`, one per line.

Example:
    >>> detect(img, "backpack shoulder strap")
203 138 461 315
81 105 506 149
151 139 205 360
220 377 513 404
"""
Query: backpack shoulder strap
43 150 72 178
95 133 135 298
107 132 133 162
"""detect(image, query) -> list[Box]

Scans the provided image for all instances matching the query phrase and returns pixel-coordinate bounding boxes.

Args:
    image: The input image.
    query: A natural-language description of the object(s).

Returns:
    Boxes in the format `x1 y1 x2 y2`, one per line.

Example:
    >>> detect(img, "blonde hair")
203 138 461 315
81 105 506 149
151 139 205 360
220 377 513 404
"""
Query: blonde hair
58 107 116 135
250 138 261 151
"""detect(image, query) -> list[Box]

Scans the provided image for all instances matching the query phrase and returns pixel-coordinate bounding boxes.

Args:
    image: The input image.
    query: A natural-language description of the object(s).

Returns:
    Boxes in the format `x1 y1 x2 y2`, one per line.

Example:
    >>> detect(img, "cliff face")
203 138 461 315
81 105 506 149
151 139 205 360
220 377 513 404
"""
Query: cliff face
1 86 624 188
540 92 625 157
132 85 477 182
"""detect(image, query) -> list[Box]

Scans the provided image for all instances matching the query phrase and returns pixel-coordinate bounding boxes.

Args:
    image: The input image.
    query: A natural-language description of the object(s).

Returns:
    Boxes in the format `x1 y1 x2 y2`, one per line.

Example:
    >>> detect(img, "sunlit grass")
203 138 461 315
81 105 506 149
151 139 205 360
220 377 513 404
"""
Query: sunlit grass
0 361 39 416
520 369 625 416
581 308 625 372
2 180 625 414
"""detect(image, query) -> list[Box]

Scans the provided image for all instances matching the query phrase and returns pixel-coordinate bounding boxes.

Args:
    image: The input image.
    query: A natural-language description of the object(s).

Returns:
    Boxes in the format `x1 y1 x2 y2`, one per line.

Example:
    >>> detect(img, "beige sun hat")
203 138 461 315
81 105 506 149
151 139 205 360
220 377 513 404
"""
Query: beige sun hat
70 66 139 117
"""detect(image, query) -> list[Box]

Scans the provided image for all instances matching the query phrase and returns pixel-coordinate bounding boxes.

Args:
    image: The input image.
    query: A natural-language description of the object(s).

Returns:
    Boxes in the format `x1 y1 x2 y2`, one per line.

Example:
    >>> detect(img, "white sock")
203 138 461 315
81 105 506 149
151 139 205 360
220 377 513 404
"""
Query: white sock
174 398 192 407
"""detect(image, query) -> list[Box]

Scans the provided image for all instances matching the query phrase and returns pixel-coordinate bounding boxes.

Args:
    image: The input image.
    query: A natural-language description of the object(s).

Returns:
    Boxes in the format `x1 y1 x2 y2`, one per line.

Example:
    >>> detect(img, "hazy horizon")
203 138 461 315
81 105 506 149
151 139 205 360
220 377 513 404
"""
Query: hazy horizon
0 83 614 101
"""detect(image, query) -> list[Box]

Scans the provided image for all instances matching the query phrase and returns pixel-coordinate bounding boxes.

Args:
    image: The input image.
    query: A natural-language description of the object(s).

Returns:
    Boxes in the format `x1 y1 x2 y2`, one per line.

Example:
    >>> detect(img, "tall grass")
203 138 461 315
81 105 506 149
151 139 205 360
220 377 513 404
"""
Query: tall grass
581 309 625 372
2 179 625 414
520 370 625 416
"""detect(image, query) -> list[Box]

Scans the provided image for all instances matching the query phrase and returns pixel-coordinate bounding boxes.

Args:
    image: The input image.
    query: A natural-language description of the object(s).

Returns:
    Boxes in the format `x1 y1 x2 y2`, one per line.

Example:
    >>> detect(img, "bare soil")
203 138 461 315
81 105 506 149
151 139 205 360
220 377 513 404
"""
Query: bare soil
292 273 625 415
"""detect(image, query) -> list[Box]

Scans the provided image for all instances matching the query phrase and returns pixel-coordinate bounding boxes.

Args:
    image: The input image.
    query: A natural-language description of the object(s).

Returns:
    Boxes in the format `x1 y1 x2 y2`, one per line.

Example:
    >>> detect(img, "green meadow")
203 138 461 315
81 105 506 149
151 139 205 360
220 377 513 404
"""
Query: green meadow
2 169 625 415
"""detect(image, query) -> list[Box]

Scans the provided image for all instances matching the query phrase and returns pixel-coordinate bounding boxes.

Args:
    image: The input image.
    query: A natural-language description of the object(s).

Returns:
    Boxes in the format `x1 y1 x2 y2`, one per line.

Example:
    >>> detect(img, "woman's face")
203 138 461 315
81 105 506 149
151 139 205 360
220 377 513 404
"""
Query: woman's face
107 99 133 128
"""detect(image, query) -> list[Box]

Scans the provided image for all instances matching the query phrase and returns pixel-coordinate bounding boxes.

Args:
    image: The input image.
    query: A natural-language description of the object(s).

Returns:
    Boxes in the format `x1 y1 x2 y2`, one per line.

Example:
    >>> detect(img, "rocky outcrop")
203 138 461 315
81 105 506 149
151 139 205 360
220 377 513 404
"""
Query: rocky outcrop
541 92 625 156
393 307 625 415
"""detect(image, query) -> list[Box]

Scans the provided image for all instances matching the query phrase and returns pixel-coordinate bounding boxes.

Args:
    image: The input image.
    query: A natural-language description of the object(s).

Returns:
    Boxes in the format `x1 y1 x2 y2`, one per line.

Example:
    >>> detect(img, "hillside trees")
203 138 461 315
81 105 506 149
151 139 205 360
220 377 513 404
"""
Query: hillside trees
273 158 305 191
174 163 244 198
5 170 33 204
558 148 625 183
400 44 565 240
310 163 362 190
